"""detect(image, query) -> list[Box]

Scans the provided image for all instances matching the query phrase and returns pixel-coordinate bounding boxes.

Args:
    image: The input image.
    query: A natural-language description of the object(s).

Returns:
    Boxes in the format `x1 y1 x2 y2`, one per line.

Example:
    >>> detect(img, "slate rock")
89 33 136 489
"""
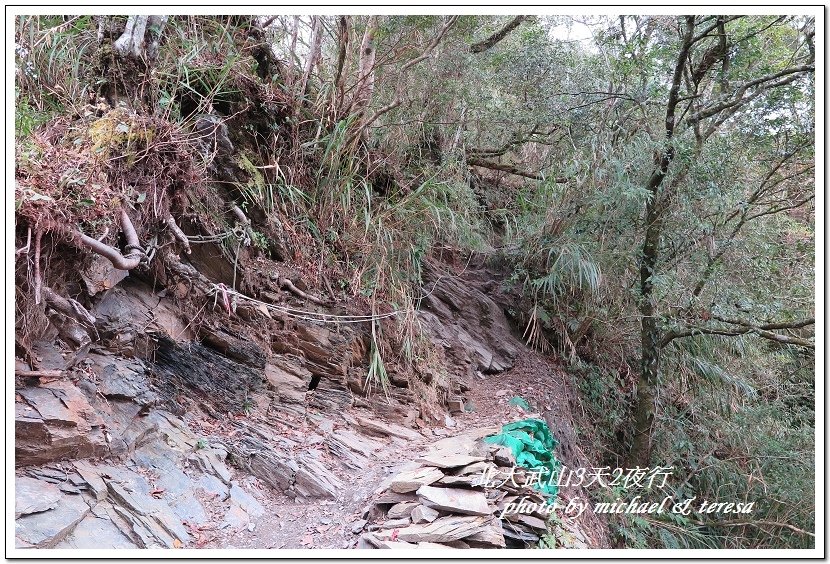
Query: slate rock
384 515 487 543
228 483 265 521
493 446 515 467
54 514 138 549
378 518 411 529
265 359 312 404
466 517 506 548
416 485 492 516
437 475 478 487
362 533 417 549
374 491 419 505
196 473 229 499
410 505 439 524
387 501 418 520
417 541 458 549
16 476 62 518
330 429 384 458
294 452 343 499
58 483 83 495
517 513 548 532
501 521 540 545
188 448 232 485
15 493 90 548
390 467 444 493
72 461 108 501
355 415 422 441
16 382 108 466
92 355 156 405
417 452 486 469
455 461 493 477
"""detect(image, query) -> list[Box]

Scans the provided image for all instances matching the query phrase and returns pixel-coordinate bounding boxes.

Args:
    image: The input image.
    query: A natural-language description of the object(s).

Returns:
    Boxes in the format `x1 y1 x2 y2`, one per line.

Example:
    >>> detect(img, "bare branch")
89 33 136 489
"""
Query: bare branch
298 15 323 98
33 228 43 305
661 316 815 348
466 156 567 182
467 124 560 158
43 286 97 328
688 517 815 538
331 16 351 115
711 315 815 331
470 16 529 53
689 64 814 127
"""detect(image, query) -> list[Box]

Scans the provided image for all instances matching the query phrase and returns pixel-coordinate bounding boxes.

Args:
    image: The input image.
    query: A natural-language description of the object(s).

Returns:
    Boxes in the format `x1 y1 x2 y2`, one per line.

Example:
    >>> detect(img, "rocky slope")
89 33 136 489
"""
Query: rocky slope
15 246 607 550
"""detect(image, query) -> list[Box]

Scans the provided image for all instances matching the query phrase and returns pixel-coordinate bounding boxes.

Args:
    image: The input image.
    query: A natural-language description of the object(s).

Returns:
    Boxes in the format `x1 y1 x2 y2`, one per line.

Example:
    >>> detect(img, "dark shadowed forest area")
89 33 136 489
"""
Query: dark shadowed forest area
12 13 818 554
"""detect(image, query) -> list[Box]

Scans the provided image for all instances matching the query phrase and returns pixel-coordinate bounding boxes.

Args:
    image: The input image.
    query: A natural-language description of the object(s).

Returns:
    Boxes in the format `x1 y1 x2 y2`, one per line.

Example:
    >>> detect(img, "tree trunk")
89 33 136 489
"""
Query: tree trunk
298 16 323 99
629 195 663 467
331 16 351 117
353 16 379 118
626 16 696 468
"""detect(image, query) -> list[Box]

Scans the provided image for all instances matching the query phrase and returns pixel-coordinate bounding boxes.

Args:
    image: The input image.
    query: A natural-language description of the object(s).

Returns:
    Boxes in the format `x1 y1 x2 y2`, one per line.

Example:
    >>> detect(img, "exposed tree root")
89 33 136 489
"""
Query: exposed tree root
113 15 149 58
16 227 32 256
78 209 145 270
279 277 327 305
231 205 256 245
41 287 96 348
33 229 42 305
15 369 63 378
165 214 191 254
160 249 213 295
43 286 97 333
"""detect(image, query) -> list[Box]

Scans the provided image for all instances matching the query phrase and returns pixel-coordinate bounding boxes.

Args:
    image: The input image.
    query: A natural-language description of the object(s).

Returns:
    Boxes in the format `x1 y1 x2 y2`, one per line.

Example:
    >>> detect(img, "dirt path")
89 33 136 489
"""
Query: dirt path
203 347 609 550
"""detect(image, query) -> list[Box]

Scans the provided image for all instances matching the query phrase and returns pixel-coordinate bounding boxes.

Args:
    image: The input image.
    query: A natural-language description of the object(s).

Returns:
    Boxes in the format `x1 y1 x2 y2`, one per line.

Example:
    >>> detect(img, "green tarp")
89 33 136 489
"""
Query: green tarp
484 418 561 496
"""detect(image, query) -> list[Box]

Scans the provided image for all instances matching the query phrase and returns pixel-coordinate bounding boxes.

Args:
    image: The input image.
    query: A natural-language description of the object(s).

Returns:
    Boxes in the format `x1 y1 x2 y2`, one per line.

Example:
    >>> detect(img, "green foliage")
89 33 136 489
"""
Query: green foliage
364 319 390 396
155 17 242 119
15 15 98 113
14 89 49 140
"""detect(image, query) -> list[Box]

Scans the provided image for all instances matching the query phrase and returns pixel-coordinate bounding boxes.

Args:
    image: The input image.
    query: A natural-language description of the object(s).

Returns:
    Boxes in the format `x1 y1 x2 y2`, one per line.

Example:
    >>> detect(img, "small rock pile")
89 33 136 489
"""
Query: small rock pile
356 428 553 549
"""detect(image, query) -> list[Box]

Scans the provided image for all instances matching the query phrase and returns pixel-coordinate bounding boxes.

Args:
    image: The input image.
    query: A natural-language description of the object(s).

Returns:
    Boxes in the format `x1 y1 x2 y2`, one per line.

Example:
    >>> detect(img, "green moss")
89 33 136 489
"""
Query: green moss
88 108 155 161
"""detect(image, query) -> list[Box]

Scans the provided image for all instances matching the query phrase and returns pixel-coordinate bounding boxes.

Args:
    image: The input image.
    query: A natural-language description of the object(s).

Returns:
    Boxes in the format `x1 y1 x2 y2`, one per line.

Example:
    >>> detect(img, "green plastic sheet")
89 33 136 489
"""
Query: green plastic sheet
484 418 561 496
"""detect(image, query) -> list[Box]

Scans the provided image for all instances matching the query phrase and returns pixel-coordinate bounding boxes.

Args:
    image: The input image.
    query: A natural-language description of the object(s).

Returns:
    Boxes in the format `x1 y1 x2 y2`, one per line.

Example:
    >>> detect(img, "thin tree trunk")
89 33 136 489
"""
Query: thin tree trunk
331 16 351 117
627 16 696 468
113 15 148 58
353 16 379 118
298 16 323 99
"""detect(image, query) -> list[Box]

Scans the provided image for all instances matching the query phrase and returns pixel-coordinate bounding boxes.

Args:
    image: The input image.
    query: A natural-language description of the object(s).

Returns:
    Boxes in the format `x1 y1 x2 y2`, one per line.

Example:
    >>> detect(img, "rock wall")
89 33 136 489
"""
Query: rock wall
419 260 520 378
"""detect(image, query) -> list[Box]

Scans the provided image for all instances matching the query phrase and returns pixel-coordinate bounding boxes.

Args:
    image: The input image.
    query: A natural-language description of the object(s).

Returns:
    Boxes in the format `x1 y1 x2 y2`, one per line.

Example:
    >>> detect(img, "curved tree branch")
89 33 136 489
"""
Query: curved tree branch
466 156 567 183
660 316 815 348
470 15 529 53
43 286 97 328
279 277 327 305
